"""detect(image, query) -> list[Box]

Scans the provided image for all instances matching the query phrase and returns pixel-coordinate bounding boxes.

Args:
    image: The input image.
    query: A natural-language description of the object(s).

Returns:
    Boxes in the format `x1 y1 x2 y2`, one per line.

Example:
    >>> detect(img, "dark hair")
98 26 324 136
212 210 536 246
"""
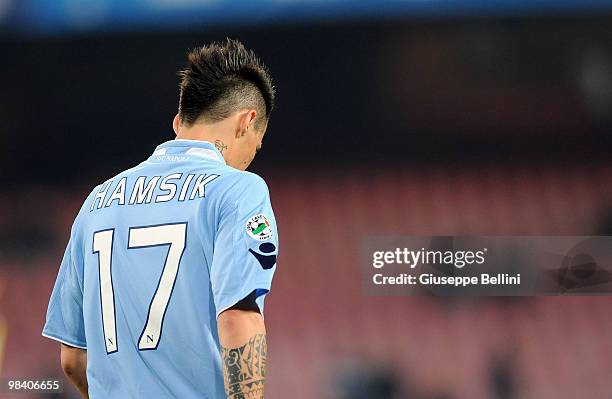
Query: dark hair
178 38 275 129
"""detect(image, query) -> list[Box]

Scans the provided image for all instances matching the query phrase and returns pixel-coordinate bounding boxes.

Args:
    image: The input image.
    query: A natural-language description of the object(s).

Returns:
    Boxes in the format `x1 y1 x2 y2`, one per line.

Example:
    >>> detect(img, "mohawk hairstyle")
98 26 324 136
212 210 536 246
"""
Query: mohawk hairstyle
178 38 275 129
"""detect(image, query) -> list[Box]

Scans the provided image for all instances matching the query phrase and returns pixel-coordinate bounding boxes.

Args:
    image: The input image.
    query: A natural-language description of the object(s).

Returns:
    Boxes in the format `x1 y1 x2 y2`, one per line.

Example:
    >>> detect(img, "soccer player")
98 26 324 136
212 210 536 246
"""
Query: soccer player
42 39 277 399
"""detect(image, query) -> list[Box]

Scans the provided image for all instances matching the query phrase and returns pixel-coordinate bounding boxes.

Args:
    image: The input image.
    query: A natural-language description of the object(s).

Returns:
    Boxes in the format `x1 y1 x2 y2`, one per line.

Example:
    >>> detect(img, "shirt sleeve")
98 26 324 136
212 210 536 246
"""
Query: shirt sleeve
42 225 87 349
210 172 279 318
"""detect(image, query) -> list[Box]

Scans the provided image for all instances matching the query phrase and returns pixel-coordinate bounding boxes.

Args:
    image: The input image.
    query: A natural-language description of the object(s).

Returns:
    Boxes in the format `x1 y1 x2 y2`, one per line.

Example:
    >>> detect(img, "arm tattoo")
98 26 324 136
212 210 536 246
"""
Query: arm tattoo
215 140 228 154
221 334 267 399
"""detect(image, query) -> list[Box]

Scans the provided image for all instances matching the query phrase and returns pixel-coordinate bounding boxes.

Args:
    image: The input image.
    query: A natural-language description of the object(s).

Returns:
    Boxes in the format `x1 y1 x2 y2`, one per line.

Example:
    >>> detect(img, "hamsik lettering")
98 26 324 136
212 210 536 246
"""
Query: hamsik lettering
90 173 219 211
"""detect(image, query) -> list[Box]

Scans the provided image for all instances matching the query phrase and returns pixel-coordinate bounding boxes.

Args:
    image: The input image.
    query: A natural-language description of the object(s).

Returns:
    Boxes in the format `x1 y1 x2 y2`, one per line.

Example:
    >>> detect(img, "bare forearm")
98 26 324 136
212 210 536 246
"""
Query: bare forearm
65 367 89 398
222 333 266 399
218 310 267 399
60 344 89 398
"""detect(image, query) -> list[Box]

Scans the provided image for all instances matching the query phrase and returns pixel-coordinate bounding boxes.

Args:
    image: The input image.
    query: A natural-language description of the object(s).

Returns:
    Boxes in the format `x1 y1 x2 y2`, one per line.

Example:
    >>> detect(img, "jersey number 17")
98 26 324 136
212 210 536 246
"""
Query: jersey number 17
92 222 187 354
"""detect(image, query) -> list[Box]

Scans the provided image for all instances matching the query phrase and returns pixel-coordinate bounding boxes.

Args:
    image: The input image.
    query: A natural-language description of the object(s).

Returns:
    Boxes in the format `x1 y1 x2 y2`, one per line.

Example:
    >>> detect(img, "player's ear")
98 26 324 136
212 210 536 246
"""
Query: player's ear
236 110 257 139
172 114 180 135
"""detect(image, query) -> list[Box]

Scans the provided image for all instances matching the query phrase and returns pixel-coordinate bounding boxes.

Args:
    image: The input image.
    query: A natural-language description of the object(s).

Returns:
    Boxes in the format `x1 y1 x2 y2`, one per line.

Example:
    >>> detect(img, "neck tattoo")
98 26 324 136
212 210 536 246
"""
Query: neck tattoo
214 140 228 154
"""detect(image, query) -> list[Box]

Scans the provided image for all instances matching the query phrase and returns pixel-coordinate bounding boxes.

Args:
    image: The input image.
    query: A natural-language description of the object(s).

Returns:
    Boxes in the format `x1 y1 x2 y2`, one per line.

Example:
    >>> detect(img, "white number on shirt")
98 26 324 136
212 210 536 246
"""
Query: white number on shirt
92 229 117 353
93 222 187 353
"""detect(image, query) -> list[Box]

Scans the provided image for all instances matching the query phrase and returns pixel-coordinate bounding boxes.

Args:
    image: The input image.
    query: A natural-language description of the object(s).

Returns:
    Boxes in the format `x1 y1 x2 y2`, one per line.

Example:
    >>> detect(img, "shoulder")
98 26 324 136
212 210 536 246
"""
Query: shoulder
228 170 268 191
215 170 270 207
84 161 148 202
217 169 268 193
78 162 147 219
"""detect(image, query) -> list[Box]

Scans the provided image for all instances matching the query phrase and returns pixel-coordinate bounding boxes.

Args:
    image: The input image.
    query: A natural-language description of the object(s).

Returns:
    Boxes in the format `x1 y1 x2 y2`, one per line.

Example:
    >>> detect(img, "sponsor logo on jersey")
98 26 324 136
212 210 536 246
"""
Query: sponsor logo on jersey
249 243 277 269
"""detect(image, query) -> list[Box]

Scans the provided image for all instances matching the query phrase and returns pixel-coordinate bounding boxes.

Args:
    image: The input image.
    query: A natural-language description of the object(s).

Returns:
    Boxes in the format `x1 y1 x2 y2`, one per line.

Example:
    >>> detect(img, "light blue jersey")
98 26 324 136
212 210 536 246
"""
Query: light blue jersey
42 139 278 398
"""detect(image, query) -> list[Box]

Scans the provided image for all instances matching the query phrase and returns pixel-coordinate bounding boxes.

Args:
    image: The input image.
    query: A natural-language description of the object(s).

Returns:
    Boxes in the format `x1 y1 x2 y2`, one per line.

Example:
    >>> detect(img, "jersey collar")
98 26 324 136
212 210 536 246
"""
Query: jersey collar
152 139 226 164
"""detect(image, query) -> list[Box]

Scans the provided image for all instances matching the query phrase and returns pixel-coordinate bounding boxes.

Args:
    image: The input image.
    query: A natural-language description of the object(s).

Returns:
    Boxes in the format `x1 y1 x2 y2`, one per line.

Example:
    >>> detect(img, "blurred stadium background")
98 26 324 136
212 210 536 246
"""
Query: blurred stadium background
1 0 612 398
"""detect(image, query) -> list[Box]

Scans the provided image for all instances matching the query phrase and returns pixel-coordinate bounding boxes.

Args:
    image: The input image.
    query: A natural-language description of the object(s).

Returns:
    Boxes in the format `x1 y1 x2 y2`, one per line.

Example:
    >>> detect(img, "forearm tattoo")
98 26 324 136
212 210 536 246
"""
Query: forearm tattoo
215 139 228 154
221 334 267 399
